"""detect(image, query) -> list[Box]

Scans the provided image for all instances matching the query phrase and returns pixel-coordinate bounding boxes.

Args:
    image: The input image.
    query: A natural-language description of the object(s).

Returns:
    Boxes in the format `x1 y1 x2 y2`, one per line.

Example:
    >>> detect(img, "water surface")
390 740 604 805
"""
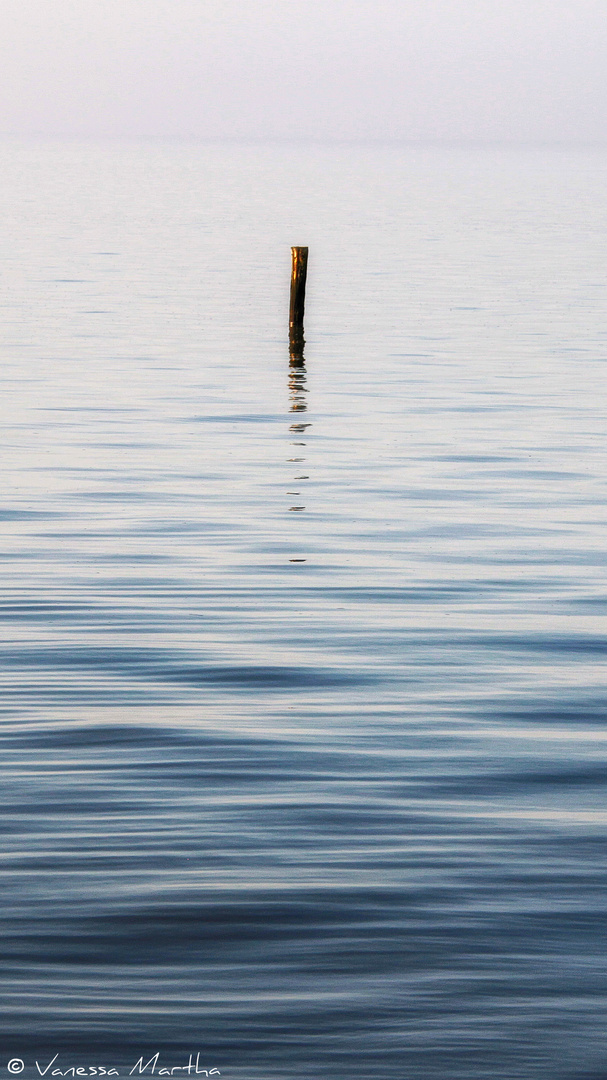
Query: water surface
0 140 607 1080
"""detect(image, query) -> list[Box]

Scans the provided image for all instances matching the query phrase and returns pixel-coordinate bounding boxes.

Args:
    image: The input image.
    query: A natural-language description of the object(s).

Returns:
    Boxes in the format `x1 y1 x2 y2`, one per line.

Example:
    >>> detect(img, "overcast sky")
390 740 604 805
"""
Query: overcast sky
1 0 606 143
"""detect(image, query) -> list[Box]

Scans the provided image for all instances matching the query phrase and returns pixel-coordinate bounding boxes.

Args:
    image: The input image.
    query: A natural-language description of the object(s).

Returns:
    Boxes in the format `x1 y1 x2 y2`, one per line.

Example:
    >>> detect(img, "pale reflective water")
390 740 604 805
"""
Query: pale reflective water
1 140 607 1080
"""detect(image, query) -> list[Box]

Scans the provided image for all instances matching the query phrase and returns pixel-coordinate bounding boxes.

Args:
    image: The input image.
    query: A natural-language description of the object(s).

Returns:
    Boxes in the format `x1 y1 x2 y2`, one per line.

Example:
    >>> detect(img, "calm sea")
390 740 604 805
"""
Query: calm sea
0 139 606 1080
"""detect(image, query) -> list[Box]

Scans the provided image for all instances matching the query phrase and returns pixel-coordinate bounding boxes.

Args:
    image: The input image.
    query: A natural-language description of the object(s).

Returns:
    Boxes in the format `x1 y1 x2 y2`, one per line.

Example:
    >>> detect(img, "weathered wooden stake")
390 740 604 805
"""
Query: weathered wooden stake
289 246 308 349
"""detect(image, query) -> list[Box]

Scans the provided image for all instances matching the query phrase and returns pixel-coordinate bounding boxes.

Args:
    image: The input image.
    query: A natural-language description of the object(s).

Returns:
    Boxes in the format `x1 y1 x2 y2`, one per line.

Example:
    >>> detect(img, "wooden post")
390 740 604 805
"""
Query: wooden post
289 246 308 352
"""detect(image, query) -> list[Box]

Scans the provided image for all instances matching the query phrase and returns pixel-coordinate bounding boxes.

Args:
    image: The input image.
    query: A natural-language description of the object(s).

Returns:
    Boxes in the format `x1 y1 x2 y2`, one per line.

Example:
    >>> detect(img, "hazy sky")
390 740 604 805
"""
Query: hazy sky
1 0 607 143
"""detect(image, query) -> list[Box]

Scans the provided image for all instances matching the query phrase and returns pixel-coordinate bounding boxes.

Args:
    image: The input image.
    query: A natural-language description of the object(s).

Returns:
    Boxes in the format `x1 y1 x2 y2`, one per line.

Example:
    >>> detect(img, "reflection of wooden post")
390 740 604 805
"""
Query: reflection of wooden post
289 246 308 350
